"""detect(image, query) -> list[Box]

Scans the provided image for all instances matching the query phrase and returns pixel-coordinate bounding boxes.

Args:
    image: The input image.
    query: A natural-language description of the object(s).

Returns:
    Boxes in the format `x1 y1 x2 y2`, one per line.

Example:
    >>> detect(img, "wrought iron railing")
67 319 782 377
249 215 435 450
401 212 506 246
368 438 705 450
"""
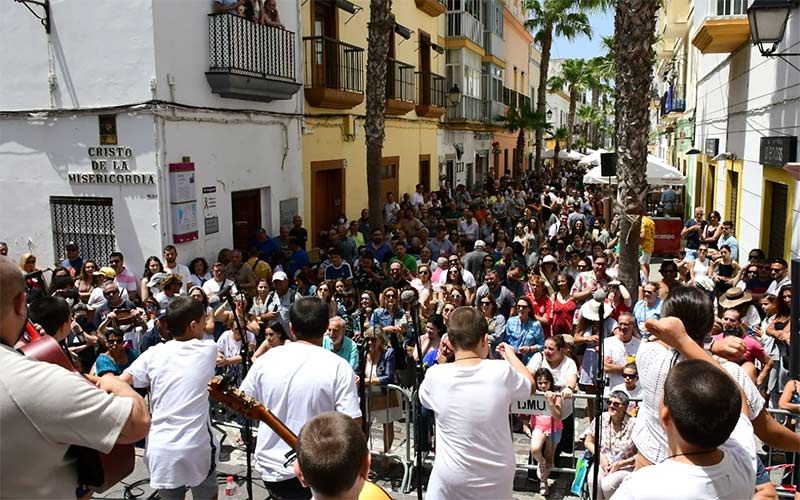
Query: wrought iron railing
303 36 365 93
415 71 447 107
386 59 415 102
661 86 686 115
446 10 484 47
502 88 531 110
207 13 296 82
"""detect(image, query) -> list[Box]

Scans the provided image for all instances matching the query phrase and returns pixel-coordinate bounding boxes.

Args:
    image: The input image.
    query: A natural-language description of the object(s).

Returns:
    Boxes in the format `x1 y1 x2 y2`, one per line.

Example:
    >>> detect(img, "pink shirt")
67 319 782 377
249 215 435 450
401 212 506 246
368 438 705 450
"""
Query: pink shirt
712 333 766 364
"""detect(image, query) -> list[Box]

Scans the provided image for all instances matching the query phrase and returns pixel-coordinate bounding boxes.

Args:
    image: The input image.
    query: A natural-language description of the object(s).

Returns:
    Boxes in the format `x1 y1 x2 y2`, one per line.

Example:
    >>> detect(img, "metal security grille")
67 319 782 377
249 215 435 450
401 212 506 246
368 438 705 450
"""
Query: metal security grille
50 197 115 263
728 171 738 223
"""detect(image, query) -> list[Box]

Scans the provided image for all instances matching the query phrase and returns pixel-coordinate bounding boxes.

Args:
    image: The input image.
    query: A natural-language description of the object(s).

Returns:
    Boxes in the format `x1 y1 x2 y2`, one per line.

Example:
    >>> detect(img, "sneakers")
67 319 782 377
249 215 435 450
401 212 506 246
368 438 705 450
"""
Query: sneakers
539 480 549 496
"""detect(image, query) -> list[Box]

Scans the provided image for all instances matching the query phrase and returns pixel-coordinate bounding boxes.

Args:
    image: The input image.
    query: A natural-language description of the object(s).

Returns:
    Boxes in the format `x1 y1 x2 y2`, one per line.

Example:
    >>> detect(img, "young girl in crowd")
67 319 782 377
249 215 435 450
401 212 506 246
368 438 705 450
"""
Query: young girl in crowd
526 367 562 496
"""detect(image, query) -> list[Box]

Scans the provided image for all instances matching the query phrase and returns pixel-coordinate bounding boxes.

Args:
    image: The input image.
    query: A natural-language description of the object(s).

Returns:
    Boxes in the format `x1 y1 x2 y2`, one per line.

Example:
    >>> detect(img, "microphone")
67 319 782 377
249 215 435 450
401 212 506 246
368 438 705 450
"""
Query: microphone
400 289 417 305
218 282 235 301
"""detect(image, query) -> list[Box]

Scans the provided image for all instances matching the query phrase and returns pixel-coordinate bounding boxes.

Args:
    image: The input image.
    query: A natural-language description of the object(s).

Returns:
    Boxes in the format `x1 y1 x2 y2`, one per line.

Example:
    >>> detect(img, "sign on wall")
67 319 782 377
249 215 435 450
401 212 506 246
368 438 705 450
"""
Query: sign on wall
759 136 797 168
68 146 156 185
202 186 219 235
169 162 198 243
279 198 298 228
704 138 719 158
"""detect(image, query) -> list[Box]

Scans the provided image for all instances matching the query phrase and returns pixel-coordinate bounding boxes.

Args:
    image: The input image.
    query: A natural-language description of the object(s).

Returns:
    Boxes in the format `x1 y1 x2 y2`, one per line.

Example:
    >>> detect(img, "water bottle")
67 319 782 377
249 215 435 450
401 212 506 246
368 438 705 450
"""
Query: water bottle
224 476 237 497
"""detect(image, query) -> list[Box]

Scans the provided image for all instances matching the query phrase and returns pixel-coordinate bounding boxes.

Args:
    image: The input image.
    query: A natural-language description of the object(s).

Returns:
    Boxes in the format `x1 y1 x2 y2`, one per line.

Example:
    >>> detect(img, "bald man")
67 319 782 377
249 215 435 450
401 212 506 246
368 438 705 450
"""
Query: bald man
0 256 150 498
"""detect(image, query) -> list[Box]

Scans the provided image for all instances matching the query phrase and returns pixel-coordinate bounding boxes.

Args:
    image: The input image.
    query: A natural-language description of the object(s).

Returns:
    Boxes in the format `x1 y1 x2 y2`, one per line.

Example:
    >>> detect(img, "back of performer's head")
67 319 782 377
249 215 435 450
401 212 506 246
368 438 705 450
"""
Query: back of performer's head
289 297 329 341
447 306 488 350
28 296 71 337
662 359 741 449
165 296 204 339
294 411 369 499
661 286 714 344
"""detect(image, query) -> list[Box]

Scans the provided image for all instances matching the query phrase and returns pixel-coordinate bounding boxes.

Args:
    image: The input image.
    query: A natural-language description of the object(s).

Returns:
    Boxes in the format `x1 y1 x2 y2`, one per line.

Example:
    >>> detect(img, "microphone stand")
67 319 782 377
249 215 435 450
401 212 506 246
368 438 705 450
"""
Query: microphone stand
357 330 371 436
224 290 254 500
407 300 426 500
591 298 606 500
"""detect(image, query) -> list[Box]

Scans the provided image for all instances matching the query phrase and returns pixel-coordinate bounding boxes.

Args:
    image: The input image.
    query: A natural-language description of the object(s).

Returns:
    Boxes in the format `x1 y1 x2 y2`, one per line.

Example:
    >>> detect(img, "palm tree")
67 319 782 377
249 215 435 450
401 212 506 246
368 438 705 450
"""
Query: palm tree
576 104 601 148
551 126 570 174
524 0 591 176
364 0 394 231
584 56 612 147
496 107 552 177
547 58 589 149
613 0 658 296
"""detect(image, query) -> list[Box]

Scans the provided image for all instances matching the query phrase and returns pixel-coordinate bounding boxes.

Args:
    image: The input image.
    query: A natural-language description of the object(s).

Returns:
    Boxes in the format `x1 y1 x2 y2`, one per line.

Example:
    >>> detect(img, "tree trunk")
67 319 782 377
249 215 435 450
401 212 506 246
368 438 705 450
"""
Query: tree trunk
567 88 577 150
534 25 553 181
553 139 561 175
614 0 657 295
590 89 600 147
516 129 526 176
365 0 394 232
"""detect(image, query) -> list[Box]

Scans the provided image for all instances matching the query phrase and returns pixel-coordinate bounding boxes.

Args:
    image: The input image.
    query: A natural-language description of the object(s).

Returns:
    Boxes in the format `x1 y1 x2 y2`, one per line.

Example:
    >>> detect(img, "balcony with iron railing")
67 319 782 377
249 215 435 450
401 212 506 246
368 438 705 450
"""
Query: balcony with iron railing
502 87 532 110
416 0 447 16
691 0 750 53
660 86 686 117
385 59 416 115
446 10 484 48
303 36 365 109
206 13 301 102
446 95 486 122
415 71 447 118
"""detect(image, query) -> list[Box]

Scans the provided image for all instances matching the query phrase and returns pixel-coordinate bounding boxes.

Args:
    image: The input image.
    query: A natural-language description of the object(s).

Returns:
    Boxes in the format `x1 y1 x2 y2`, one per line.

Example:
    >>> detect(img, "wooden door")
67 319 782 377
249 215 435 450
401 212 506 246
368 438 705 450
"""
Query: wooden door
419 32 431 104
312 2 337 88
232 189 261 252
312 161 345 248
766 182 788 259
419 155 431 193
380 157 400 203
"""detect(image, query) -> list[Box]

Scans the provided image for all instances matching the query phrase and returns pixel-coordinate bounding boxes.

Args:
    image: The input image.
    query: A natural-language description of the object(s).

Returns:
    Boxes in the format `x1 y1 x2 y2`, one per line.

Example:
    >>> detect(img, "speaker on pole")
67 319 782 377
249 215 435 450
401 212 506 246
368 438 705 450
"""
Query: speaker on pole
600 153 617 177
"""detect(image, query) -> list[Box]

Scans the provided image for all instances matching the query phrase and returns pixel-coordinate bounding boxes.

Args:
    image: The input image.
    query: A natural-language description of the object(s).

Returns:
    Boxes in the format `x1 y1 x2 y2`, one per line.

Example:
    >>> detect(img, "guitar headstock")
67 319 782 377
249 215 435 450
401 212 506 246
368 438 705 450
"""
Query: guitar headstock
208 376 264 421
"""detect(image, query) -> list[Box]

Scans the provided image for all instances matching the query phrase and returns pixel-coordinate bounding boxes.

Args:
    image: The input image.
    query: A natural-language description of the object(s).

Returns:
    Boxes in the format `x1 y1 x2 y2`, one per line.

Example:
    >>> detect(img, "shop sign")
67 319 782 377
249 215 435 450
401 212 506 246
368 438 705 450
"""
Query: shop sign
704 138 719 158
759 136 797 168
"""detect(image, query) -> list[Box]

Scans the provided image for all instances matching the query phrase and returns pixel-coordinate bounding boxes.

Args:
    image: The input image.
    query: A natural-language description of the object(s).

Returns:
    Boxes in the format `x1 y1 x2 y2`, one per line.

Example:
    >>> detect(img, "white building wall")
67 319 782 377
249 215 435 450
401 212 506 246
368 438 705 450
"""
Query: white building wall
0 1 157 110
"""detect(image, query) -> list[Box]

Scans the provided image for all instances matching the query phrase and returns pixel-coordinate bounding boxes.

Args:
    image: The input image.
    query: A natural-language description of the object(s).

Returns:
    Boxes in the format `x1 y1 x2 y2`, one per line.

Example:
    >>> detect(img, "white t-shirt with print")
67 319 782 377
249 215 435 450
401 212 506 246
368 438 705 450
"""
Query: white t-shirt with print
420 360 531 500
615 415 757 500
125 339 220 489
603 335 642 388
216 330 257 359
526 353 579 418
239 342 361 482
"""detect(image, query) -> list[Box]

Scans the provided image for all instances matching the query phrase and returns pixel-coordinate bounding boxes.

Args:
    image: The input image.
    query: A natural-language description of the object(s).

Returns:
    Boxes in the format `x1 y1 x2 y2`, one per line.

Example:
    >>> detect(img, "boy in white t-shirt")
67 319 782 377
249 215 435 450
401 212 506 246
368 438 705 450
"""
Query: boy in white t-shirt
420 306 534 500
118 296 220 499
613 317 756 500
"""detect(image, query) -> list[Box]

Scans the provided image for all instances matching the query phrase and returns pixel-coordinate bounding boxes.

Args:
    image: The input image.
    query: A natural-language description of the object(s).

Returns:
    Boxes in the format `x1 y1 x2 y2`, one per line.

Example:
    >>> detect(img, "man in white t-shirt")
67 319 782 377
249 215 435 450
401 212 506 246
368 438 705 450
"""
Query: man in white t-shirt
119 296 220 498
420 307 534 500
239 297 361 500
163 245 193 292
603 312 641 389
614 318 756 500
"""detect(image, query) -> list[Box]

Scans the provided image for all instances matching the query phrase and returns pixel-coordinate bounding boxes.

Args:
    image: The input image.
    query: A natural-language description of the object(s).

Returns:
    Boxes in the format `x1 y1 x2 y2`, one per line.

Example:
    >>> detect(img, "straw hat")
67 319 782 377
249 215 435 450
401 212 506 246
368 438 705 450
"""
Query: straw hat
719 287 753 309
580 297 612 322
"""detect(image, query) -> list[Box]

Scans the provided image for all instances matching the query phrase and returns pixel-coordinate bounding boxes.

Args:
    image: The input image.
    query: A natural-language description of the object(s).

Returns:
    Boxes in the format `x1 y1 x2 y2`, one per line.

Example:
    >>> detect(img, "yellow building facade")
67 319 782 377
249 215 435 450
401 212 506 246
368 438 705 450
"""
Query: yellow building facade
301 0 446 246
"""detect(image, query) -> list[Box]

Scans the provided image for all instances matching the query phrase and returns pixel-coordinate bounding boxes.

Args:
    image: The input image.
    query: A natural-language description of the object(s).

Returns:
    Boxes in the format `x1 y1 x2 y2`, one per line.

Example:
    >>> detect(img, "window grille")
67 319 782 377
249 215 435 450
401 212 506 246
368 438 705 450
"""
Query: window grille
50 196 116 264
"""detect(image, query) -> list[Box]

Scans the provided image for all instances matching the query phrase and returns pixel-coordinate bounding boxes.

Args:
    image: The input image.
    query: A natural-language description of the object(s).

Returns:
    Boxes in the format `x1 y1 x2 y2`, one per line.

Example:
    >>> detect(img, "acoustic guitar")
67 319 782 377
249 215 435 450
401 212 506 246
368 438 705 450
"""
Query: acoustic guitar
18 330 135 493
207 376 392 500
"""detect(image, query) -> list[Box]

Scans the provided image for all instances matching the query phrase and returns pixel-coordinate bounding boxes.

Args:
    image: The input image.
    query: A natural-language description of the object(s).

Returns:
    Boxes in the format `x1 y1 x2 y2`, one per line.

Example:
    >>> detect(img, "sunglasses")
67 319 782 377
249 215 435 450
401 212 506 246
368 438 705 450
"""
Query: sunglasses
516 304 529 309
622 373 638 379
443 307 455 312
419 270 430 275
385 294 396 298
109 260 121 265
106 339 122 346
451 294 463 299
103 291 119 297
608 401 624 408
360 296 370 301
480 301 491 306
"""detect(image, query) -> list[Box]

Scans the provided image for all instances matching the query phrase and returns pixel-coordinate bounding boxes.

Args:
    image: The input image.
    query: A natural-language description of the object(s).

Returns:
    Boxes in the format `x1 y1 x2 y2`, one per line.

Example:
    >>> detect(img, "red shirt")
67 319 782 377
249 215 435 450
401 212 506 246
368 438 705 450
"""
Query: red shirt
528 294 553 338
551 296 577 337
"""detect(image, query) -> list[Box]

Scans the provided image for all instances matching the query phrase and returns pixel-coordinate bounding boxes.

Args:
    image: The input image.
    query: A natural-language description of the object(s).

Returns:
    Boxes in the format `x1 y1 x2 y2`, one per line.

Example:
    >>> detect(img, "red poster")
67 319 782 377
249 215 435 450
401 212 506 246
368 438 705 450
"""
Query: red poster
653 217 683 255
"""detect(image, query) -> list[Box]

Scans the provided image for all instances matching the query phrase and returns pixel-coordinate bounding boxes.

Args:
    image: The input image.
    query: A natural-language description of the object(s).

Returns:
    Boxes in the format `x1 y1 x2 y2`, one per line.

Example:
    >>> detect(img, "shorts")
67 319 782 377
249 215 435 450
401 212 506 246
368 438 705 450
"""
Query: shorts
549 430 563 445
755 455 770 486
157 469 218 500
685 248 698 262
639 252 652 265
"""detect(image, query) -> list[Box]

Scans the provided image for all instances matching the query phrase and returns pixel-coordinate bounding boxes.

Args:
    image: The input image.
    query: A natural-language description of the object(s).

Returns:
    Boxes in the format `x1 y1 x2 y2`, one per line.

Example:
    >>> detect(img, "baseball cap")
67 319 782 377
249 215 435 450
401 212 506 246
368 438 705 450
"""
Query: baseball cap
147 272 166 288
93 267 116 279
156 308 168 319
65 241 78 250
272 271 288 281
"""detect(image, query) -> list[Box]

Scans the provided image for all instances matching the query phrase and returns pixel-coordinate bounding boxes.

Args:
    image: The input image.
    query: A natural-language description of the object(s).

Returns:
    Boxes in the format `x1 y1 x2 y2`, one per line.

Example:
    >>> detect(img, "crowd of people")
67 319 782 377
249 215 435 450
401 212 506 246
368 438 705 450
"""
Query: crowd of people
2 165 798 499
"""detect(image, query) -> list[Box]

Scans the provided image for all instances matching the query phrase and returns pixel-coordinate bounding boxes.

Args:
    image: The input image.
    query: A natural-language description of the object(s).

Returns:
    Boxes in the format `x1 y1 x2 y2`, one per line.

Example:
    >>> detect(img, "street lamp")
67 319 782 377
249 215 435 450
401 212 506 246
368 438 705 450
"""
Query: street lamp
447 84 463 108
747 0 800 57
546 109 553 120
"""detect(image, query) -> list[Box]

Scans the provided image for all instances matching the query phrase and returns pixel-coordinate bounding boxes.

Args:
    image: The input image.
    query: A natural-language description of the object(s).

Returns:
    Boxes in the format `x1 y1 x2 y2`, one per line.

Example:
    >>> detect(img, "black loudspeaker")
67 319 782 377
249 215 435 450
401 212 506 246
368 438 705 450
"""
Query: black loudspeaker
600 153 617 177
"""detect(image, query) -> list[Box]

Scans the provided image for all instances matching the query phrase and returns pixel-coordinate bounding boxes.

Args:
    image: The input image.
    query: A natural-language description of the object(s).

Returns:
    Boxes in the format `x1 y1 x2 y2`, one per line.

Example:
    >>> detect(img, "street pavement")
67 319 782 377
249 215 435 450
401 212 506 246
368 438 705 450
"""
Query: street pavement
96 400 591 500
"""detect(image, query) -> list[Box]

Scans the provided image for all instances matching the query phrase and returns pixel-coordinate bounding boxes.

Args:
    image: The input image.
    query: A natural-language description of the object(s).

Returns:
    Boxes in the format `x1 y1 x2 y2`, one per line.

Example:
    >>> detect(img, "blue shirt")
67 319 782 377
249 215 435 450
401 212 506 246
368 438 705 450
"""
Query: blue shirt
633 298 663 335
367 242 393 264
717 234 739 260
370 307 405 329
323 336 359 372
95 347 139 376
287 249 310 279
324 262 353 281
504 316 544 363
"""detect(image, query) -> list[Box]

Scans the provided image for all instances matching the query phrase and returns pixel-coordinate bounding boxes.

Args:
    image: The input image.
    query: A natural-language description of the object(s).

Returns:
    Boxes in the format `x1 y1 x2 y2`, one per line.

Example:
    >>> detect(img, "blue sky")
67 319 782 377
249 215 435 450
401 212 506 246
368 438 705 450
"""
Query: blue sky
549 10 614 60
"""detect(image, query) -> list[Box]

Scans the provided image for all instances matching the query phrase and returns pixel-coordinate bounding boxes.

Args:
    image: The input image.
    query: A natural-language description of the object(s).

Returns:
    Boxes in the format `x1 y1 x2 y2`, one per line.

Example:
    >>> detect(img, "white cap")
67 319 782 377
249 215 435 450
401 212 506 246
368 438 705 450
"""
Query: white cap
272 271 288 281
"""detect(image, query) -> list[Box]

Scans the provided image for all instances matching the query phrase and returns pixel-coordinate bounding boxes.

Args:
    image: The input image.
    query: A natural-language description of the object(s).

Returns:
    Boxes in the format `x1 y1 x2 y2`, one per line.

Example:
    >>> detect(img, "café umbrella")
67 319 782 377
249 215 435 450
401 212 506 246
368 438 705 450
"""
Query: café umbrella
582 154 687 185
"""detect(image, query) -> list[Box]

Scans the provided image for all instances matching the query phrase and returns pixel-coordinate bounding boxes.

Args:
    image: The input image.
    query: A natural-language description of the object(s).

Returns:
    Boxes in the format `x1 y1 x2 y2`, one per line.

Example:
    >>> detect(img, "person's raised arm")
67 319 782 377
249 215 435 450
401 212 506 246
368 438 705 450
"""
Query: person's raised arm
496 342 535 394
90 373 151 444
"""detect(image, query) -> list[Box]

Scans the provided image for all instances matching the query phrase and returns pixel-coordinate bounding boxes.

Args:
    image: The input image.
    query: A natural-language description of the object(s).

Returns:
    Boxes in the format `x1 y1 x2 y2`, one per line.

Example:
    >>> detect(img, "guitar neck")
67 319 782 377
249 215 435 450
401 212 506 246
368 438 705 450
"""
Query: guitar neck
253 405 298 449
